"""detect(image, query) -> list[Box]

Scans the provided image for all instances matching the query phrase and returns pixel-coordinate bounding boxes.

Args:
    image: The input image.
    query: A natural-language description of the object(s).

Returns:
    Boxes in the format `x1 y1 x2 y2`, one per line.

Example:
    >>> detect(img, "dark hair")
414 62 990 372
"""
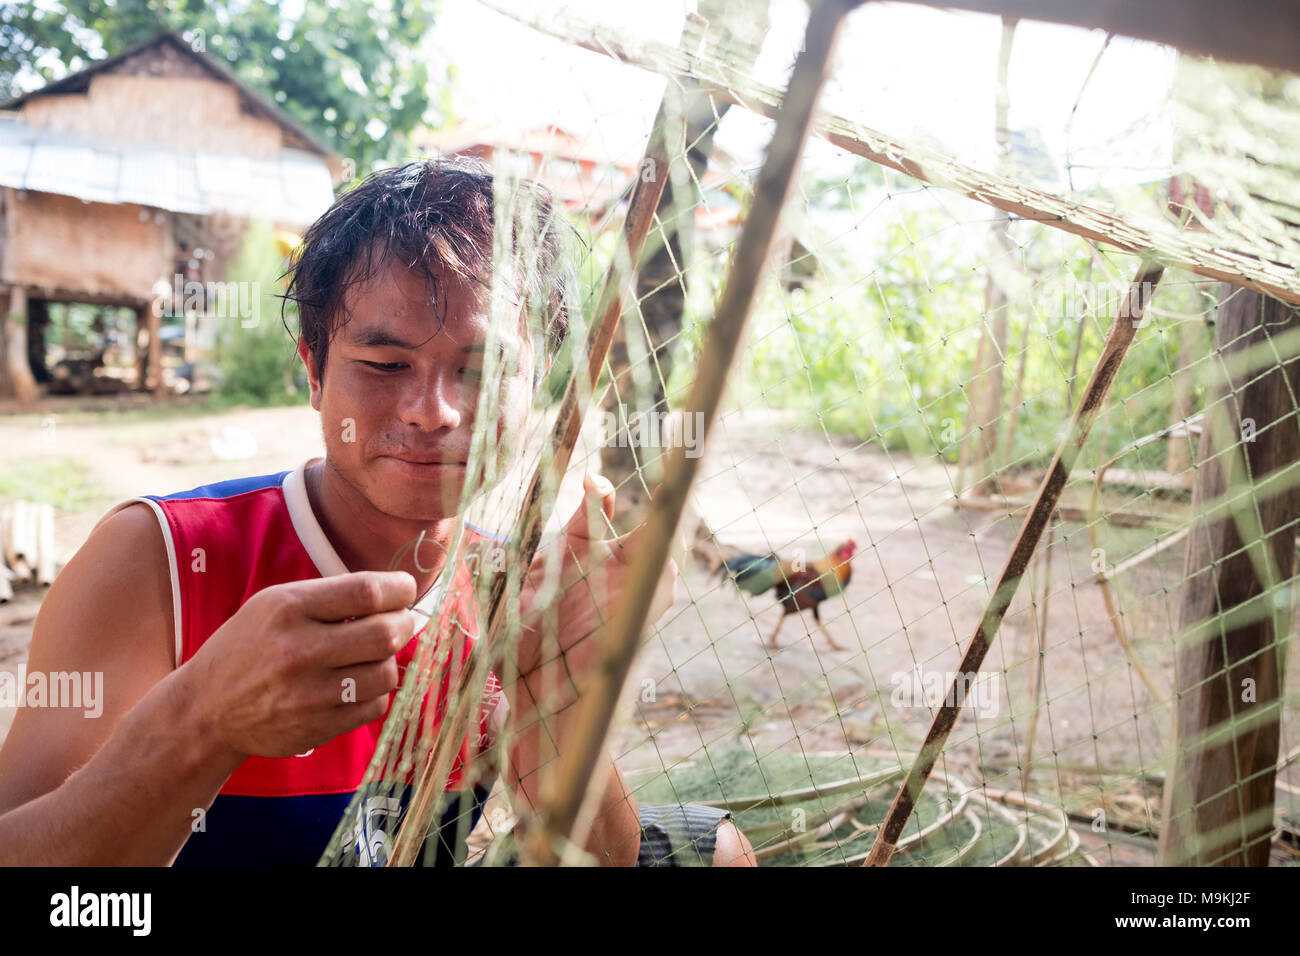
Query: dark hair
283 156 574 384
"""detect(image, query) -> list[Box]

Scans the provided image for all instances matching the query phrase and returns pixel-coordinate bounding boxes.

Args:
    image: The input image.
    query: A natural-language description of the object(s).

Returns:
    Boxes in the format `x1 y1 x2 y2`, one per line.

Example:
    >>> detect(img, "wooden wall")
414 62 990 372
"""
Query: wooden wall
18 73 286 158
3 189 169 301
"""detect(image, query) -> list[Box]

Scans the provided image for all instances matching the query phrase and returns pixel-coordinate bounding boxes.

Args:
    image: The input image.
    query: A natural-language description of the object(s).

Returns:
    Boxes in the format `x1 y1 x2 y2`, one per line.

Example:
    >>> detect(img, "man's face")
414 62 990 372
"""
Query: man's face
298 253 535 521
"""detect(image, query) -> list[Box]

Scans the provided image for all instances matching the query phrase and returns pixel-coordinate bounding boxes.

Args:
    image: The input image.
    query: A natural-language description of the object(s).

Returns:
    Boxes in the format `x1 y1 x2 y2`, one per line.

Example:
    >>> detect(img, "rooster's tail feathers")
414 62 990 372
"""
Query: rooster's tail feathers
717 552 780 595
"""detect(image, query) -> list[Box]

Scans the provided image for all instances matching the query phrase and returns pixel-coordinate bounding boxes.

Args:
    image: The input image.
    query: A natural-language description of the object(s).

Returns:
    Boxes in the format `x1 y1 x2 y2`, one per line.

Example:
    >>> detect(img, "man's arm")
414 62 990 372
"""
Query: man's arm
0 504 245 864
502 676 640 866
494 473 677 866
0 504 418 865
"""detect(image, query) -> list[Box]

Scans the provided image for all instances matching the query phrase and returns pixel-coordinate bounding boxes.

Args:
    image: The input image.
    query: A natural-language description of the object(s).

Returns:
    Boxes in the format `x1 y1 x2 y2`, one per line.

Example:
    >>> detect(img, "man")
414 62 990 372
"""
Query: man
0 158 752 867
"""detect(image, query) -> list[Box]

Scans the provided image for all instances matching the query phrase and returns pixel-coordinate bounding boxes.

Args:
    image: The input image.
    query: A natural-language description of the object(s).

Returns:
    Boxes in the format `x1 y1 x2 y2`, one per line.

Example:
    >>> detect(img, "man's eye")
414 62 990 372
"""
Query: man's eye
362 361 405 372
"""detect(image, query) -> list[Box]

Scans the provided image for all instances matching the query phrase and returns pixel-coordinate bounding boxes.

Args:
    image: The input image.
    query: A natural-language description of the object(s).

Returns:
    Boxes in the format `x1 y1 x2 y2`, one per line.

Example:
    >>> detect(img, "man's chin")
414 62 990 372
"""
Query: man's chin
367 463 469 519
372 491 466 521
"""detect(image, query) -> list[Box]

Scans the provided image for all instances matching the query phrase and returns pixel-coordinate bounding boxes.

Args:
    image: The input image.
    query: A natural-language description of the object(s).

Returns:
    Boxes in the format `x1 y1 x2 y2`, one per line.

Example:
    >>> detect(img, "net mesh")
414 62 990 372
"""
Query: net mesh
320 1 1300 867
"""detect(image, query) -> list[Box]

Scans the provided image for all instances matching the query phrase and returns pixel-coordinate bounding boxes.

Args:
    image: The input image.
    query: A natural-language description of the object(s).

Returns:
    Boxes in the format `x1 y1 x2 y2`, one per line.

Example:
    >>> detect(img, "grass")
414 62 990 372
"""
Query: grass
0 457 102 513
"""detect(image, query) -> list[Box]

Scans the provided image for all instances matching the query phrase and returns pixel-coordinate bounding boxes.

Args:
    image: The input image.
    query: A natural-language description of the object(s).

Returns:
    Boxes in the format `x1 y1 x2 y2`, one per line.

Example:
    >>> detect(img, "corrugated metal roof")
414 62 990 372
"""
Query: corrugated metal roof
0 118 335 225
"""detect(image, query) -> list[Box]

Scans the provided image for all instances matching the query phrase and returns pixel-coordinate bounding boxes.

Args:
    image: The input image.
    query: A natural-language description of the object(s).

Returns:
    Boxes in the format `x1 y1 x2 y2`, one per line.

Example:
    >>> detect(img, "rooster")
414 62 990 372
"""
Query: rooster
714 540 857 650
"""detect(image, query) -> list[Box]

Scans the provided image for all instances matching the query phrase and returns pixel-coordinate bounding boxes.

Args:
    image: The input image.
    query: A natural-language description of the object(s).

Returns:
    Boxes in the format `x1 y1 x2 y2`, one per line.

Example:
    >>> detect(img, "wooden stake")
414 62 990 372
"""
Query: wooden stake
384 99 673 869
523 0 865 867
864 259 1165 867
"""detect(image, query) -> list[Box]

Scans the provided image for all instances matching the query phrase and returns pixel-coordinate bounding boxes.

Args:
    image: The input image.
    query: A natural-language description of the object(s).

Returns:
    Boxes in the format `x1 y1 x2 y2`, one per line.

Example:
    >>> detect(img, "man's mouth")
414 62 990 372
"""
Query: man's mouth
382 454 469 468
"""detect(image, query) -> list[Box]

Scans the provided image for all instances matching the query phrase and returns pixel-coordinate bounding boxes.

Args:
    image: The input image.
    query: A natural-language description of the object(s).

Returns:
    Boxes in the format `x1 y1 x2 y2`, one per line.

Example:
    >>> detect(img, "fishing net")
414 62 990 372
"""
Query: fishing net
320 0 1300 868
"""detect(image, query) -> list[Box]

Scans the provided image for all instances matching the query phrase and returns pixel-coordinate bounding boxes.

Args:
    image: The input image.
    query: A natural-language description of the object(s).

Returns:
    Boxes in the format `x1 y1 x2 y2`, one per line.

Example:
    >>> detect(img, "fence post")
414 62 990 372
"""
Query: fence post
1158 285 1300 866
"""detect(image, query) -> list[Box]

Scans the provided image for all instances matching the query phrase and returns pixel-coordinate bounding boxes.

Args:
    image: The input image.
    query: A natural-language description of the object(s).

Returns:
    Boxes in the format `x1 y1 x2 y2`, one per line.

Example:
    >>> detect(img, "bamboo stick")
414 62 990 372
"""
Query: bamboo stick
384 95 673 869
491 5 1300 307
863 260 1166 867
1020 513 1055 792
1085 421 1201 712
521 0 865 868
1102 526 1190 580
955 494 1170 528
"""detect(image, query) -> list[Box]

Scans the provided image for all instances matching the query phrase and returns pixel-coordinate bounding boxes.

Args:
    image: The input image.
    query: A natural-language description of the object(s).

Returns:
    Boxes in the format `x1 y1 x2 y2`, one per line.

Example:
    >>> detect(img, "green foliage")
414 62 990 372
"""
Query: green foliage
741 201 984 458
212 220 306 406
0 0 447 175
0 456 99 512
722 168 1207 471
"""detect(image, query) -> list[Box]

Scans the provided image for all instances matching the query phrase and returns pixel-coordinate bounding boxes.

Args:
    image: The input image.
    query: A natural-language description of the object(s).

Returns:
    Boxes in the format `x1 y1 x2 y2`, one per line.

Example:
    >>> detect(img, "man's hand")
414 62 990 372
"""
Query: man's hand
181 570 418 759
513 473 678 699
501 473 678 865
0 507 422 865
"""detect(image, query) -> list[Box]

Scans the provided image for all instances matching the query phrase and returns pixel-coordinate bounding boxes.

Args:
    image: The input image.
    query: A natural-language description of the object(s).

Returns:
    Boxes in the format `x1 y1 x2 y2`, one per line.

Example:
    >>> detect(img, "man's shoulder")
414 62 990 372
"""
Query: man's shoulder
118 467 300 567
149 468 294 503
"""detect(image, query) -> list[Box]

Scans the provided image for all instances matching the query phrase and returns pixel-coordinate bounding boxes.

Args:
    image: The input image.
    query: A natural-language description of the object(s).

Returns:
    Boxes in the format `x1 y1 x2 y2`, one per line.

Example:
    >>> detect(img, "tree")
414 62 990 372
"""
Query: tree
600 0 771 533
1157 286 1298 866
958 16 1017 498
0 0 448 175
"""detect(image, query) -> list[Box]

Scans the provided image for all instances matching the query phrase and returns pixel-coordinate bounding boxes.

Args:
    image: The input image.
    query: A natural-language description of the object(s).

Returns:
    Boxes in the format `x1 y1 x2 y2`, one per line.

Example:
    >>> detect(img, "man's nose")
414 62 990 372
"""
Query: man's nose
396 367 463 432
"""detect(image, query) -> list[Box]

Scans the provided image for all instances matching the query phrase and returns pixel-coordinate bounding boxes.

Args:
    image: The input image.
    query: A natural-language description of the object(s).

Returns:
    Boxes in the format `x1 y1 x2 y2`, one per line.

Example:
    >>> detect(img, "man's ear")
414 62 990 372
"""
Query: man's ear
297 338 323 411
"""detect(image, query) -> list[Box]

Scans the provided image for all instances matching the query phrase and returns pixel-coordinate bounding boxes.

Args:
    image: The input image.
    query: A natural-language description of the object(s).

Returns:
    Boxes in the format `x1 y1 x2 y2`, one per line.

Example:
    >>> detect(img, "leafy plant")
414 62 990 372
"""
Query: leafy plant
211 220 306 406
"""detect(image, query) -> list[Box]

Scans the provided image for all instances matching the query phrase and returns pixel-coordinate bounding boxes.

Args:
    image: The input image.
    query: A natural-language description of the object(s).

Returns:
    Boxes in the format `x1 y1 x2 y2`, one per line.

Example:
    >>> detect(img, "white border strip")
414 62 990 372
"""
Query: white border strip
282 460 348 577
101 497 184 669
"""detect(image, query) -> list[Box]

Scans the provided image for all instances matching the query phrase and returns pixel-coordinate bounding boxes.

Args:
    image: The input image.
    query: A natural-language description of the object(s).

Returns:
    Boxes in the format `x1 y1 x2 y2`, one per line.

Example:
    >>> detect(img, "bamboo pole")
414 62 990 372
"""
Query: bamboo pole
492 6 1300 306
384 93 674 870
1020 513 1055 792
1085 417 1205 714
864 259 1165 867
522 0 866 868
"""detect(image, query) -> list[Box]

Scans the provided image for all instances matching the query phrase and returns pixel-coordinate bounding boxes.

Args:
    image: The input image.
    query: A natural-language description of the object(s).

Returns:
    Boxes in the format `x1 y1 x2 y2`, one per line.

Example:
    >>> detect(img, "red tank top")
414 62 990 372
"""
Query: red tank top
109 459 506 865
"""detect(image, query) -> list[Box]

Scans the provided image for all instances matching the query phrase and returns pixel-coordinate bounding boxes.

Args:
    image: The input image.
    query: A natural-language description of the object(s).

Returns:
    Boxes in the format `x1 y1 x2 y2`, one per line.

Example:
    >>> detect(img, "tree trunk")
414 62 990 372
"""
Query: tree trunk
27 297 50 384
136 301 164 395
600 0 770 534
962 18 1017 497
967 266 1009 495
1157 285 1299 866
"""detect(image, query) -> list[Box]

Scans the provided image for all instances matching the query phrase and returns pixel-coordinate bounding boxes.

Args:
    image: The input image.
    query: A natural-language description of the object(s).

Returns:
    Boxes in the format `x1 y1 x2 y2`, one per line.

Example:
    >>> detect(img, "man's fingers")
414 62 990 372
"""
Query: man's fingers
329 658 402 704
290 570 418 622
564 473 616 543
325 694 392 738
317 609 416 668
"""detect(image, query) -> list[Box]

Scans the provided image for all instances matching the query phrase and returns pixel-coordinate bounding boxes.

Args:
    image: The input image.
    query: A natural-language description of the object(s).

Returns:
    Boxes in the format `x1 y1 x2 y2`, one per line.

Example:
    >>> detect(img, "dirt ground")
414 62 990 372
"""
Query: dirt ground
2 395 1298 865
